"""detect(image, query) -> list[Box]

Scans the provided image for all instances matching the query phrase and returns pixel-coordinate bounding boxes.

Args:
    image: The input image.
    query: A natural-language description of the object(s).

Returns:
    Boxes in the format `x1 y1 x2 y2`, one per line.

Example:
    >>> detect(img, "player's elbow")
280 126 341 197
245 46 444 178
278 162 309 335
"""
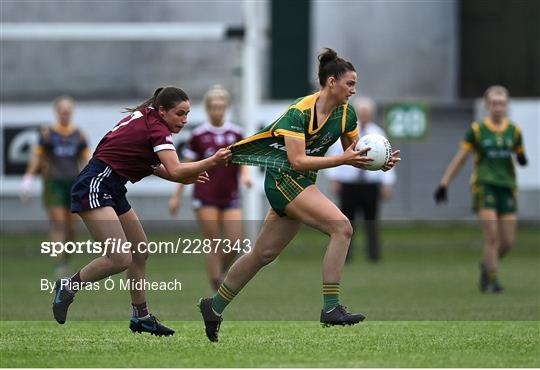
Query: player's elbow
289 157 307 172
290 162 302 172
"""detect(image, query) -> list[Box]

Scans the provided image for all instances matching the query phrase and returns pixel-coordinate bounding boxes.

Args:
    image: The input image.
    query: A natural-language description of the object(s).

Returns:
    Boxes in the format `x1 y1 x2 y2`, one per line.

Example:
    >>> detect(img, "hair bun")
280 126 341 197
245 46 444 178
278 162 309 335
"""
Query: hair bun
318 48 338 68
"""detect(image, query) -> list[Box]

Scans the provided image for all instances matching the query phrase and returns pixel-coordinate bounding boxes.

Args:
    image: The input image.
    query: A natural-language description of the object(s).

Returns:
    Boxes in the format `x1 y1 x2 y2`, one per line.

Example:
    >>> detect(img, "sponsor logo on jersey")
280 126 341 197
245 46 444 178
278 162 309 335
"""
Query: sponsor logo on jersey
320 132 333 145
306 147 324 154
269 142 324 155
269 143 287 152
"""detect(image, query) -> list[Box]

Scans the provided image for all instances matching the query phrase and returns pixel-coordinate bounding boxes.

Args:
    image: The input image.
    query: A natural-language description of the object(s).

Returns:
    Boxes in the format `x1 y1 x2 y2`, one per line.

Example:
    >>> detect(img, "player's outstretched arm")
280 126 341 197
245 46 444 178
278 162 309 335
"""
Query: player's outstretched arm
156 148 231 183
435 146 470 203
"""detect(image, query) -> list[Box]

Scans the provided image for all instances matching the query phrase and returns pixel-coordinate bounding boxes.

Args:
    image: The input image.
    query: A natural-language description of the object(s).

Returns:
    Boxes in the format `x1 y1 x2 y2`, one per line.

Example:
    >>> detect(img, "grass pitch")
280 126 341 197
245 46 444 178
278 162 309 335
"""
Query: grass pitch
1 224 539 367
1 321 538 367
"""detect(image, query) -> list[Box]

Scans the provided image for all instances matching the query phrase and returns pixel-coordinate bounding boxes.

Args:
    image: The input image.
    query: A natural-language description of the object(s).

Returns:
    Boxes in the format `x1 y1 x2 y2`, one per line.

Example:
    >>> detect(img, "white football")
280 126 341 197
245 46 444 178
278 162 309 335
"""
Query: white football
356 134 392 171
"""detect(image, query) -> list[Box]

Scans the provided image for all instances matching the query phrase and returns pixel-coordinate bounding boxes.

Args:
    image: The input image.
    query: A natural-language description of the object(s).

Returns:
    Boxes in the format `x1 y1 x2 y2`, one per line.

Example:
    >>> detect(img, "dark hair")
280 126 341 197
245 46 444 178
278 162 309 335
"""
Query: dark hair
318 48 355 86
124 86 189 113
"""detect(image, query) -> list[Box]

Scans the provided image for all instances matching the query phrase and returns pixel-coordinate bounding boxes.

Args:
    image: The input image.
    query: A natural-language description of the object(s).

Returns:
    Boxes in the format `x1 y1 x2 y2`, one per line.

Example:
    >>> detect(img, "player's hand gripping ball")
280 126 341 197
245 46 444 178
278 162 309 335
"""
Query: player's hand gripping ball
356 134 392 171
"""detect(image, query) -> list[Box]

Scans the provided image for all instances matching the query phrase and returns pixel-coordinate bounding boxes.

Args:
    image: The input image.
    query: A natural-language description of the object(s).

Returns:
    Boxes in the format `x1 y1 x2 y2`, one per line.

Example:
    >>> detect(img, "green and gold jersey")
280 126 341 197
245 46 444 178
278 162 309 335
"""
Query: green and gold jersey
229 92 359 179
462 117 525 189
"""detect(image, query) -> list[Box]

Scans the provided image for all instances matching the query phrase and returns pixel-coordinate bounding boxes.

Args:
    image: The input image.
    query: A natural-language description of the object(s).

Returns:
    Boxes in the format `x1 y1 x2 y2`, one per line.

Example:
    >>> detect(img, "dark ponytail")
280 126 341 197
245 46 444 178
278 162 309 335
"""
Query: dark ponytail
124 86 189 113
318 48 355 87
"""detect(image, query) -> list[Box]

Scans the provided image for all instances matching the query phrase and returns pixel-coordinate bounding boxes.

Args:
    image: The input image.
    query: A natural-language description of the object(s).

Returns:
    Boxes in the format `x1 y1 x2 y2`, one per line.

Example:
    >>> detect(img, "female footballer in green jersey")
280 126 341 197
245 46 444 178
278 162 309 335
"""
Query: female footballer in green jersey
435 85 528 293
21 96 90 277
198 48 401 342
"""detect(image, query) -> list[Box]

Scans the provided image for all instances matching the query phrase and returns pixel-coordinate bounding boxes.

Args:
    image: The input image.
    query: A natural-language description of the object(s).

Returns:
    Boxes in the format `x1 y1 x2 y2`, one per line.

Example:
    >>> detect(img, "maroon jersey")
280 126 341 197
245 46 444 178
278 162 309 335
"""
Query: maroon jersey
94 107 175 182
184 122 243 205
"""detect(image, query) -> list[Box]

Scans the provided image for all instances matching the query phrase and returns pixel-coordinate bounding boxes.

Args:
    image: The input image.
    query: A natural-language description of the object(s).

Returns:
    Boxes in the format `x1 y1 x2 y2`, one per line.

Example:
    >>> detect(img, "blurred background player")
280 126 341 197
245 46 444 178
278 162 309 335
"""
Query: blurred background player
168 85 252 291
326 97 395 263
21 95 90 277
434 85 528 293
51 86 231 336
198 48 401 342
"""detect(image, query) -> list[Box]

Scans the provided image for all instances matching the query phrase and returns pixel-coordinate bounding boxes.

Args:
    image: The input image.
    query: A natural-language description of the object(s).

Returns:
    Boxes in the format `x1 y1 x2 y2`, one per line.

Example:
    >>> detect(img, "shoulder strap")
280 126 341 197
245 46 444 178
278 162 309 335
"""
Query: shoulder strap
471 121 481 143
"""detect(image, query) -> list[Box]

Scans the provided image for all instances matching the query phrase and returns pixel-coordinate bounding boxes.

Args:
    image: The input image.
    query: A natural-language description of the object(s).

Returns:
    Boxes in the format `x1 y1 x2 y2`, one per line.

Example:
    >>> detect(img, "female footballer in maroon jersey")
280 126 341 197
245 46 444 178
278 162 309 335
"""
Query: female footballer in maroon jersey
168 85 252 292
52 86 231 336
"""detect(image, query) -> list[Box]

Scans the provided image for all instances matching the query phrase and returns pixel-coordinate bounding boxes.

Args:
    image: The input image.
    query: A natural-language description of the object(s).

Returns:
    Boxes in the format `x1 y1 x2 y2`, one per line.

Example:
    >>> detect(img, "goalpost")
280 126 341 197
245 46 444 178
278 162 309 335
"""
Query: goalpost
1 2 264 233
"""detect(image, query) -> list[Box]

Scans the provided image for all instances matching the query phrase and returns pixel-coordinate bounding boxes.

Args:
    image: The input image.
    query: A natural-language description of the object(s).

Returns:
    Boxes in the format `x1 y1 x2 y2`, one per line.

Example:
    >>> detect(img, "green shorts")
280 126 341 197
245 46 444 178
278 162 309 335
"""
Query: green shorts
472 183 517 214
43 179 75 208
264 168 316 217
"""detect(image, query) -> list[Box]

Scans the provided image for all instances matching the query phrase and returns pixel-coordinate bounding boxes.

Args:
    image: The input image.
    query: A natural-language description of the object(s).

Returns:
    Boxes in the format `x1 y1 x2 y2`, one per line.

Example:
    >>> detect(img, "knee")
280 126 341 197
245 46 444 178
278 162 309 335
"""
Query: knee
111 253 132 272
485 234 500 247
132 250 149 264
343 220 354 240
50 218 64 230
254 248 279 267
329 218 354 241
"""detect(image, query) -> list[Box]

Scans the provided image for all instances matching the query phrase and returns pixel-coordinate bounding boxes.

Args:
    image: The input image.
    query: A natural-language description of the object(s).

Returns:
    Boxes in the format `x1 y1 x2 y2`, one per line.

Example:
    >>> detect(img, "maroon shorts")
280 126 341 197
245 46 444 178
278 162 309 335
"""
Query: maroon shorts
191 197 240 210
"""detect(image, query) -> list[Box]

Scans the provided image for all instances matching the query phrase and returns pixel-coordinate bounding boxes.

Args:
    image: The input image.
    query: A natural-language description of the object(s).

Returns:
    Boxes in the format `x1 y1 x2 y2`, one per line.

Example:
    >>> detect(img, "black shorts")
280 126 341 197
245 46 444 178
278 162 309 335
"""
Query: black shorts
71 158 131 215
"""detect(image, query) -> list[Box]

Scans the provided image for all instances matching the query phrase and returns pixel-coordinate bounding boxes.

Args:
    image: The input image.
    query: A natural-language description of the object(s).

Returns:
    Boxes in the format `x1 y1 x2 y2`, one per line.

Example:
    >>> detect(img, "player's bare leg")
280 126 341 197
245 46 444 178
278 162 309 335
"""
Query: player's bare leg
65 210 77 243
198 209 300 341
200 186 363 342
478 208 503 292
54 210 77 277
221 208 300 293
53 206 131 324
78 207 132 281
498 213 517 259
120 208 174 336
221 208 244 271
197 207 224 291
48 207 70 277
285 186 352 282
119 209 149 306
47 206 67 244
284 186 365 325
